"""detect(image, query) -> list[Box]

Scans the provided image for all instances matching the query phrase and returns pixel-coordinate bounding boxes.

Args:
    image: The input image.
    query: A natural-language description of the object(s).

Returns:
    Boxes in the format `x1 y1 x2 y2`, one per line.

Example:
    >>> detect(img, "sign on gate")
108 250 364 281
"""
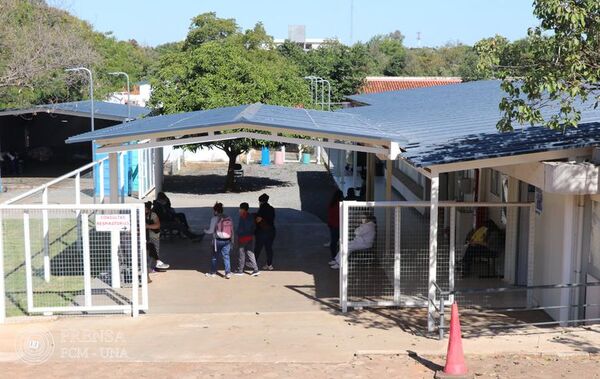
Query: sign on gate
95 214 131 232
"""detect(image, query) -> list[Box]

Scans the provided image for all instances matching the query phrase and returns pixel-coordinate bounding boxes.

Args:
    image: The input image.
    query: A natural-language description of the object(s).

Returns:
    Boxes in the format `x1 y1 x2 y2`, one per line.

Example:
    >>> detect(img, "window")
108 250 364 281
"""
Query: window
490 170 501 197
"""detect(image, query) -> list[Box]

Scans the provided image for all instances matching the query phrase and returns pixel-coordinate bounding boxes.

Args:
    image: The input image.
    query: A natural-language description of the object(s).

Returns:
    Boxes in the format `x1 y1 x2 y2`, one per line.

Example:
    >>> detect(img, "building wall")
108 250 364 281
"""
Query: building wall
533 192 576 322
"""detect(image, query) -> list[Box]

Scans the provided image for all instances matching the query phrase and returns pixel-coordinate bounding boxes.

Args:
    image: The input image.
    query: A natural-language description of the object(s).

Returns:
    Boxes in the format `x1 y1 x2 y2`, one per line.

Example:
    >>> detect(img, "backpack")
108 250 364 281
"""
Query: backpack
216 215 233 240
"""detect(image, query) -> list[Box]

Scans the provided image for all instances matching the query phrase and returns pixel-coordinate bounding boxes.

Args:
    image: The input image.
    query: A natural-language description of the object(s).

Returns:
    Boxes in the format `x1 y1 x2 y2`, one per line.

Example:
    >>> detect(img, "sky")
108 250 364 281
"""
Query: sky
52 0 539 48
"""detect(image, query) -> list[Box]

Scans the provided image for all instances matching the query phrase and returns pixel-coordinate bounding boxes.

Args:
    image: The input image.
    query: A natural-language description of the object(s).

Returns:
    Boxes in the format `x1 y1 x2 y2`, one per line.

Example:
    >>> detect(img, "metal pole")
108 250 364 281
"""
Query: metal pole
109 72 131 121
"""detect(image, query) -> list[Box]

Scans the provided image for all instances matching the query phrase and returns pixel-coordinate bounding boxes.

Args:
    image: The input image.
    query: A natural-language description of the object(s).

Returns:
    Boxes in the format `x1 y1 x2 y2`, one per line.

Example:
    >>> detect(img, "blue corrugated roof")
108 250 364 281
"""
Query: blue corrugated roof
65 80 600 168
0 100 150 121
66 103 403 144
341 80 600 166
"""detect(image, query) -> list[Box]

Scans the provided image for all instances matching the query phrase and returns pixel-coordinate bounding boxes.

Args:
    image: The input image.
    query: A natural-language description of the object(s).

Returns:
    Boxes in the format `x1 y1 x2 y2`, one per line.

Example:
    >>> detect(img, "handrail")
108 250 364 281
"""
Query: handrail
450 281 600 295
342 200 534 208
3 157 108 205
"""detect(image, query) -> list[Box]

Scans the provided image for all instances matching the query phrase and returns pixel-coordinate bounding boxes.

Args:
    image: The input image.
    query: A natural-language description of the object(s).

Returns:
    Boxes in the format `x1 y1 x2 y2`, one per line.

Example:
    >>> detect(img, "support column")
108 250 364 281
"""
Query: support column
154 146 164 197
428 171 440 333
352 151 358 189
109 152 119 204
366 154 376 201
505 176 519 283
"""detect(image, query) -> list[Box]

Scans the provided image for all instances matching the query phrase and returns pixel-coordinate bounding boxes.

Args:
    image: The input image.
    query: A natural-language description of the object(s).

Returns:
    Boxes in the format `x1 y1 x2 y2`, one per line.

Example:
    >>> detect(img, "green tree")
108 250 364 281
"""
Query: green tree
477 0 600 131
279 40 371 103
151 13 310 191
366 31 407 76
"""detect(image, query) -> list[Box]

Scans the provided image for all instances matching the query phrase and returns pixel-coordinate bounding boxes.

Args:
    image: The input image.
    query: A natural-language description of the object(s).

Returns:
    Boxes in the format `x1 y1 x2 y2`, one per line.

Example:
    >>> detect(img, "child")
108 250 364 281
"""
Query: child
234 203 260 276
204 202 233 279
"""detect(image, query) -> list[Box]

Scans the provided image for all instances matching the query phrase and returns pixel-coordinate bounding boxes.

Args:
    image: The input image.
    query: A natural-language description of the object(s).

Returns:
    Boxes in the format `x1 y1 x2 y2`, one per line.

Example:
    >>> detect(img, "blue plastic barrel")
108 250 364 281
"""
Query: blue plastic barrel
302 152 311 164
261 147 270 166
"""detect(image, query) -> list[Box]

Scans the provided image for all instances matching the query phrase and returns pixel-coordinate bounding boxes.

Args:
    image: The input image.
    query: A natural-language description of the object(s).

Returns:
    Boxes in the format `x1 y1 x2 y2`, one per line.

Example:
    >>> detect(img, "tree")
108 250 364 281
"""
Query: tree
365 31 407 76
151 13 310 191
0 0 97 108
477 0 600 131
279 40 371 103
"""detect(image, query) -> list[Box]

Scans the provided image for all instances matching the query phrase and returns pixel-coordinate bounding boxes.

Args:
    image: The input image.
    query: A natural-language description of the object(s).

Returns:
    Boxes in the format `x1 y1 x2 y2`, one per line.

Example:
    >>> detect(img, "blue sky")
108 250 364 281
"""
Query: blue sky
53 0 539 47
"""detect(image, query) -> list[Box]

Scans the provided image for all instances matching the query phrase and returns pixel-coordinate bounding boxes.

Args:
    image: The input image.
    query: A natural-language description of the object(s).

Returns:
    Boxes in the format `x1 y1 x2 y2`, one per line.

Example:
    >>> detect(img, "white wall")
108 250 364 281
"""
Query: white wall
533 192 576 322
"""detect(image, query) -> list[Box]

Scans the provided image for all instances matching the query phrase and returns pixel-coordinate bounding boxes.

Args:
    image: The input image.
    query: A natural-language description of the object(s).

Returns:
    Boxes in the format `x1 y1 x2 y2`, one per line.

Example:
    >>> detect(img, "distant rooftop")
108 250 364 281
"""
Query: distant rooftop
360 76 462 95
0 100 151 121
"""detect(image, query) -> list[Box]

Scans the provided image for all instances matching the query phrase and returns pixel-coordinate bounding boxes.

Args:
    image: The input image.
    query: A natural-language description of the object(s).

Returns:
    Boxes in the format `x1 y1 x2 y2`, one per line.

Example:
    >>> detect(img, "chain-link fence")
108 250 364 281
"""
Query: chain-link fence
340 201 535 329
0 204 147 320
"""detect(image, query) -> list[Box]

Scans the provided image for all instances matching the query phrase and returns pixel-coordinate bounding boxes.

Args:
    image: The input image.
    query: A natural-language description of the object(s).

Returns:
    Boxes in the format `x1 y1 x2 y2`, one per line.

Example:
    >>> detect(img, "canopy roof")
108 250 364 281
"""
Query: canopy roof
66 80 600 169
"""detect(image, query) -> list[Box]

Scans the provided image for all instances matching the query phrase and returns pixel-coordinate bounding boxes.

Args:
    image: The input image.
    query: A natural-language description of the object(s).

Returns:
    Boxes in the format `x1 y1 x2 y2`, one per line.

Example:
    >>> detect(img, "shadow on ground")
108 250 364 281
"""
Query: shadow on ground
164 174 292 195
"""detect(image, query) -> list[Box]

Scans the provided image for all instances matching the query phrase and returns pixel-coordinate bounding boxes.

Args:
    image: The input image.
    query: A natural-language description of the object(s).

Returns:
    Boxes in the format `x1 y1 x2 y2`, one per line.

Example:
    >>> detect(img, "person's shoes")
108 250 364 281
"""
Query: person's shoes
330 264 340 269
205 272 216 277
225 273 232 279
323 242 331 247
156 260 170 270
262 265 274 271
251 271 260 277
234 271 245 276
328 260 337 265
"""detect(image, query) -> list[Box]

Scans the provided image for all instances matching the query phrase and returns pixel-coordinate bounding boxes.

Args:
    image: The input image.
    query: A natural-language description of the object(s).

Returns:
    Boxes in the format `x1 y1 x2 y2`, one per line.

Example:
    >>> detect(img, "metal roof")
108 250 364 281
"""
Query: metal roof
66 103 405 145
65 80 600 168
342 80 600 167
0 100 150 121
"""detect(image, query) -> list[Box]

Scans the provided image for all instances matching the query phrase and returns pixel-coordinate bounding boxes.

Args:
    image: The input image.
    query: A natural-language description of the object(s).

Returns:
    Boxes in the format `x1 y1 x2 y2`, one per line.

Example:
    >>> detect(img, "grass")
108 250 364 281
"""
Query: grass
3 216 85 317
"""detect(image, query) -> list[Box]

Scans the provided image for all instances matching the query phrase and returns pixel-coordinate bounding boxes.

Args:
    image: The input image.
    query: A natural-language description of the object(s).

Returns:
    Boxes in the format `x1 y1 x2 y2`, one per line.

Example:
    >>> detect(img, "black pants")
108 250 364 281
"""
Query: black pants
329 226 340 260
175 213 189 229
255 230 276 266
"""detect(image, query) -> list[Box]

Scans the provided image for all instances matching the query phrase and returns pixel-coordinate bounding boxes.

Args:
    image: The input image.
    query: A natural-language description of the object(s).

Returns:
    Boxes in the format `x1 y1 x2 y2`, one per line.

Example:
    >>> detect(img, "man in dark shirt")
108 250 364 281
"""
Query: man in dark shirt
254 193 276 270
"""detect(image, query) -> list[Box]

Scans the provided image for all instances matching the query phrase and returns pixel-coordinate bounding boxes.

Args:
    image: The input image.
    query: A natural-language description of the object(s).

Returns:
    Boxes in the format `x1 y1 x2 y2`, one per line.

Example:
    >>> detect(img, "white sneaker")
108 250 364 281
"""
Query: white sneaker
225 273 232 279
251 271 260 277
262 265 274 271
234 271 245 276
328 260 337 265
323 242 331 247
205 272 216 277
156 260 170 270
330 264 340 269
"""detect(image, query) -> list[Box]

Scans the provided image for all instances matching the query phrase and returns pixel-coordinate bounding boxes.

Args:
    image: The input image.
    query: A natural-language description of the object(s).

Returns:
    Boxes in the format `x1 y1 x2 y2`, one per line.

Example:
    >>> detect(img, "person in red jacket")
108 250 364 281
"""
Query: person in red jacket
327 190 344 264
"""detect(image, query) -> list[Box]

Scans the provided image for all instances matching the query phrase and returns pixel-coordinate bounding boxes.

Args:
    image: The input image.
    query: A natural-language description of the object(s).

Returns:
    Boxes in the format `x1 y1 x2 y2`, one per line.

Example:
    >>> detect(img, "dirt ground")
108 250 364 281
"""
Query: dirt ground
2 353 599 378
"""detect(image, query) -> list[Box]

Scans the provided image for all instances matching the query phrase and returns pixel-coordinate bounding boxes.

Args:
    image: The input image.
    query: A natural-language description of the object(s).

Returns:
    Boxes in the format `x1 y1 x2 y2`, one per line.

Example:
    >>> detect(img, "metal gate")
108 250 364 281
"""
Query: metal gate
339 201 535 320
0 204 148 319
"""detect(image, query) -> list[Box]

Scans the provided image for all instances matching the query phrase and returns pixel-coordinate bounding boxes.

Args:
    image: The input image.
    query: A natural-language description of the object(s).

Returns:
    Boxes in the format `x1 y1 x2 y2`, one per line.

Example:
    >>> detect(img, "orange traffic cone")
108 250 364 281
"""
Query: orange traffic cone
435 302 469 378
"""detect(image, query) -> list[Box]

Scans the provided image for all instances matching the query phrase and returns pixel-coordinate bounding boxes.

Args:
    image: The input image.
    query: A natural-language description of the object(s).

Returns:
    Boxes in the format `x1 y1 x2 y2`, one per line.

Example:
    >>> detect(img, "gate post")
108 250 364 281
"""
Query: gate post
130 208 139 317
110 230 121 288
449 206 456 304
81 213 92 307
428 171 440 333
340 201 349 312
393 206 401 305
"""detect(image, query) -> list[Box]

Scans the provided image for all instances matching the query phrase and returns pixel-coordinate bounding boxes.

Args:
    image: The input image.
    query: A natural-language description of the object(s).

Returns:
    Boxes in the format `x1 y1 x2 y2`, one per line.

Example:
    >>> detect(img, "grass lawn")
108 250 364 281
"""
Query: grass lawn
2 215 108 317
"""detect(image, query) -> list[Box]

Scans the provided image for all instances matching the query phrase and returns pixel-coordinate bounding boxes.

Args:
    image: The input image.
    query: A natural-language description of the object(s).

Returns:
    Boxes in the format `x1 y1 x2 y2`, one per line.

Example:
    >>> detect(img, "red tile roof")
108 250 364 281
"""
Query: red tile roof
360 76 462 94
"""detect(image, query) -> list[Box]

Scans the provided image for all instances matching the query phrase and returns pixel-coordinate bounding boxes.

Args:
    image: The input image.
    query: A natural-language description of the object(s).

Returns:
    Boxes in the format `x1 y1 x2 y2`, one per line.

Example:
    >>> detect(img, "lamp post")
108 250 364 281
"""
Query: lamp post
65 67 94 131
108 71 131 121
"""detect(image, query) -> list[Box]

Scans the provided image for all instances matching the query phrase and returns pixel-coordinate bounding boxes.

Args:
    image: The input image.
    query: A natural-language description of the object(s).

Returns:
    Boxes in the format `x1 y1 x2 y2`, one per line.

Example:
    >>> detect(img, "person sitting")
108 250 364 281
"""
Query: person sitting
330 214 377 269
460 220 500 277
153 192 202 241
345 188 358 201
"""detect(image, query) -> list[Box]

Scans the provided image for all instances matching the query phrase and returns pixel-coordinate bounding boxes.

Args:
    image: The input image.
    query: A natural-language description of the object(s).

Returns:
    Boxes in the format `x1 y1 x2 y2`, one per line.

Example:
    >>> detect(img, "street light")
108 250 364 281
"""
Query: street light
108 71 131 121
65 67 94 132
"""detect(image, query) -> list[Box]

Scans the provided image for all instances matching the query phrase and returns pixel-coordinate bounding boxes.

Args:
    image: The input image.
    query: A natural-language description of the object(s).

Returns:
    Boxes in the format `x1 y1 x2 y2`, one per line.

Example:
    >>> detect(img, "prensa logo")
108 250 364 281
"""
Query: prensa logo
15 330 55 365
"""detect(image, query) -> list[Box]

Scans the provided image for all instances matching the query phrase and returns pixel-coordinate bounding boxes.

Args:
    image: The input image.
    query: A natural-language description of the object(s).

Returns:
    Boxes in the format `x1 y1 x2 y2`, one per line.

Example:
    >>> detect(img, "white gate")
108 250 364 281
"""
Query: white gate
0 204 148 320
339 201 535 328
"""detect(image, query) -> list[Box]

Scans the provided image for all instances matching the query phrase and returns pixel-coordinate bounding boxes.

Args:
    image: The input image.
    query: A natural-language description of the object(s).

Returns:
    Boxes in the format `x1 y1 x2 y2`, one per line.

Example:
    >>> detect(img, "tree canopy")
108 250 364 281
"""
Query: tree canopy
476 0 600 131
151 13 311 191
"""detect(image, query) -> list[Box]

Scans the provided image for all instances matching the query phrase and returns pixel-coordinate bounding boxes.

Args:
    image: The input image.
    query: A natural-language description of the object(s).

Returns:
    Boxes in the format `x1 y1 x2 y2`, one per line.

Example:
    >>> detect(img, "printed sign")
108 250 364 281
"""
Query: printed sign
96 214 130 232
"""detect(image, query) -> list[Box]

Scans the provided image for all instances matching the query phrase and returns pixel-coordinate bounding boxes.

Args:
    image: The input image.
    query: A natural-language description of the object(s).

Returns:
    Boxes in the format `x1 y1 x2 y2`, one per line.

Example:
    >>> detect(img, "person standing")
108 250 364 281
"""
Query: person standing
204 202 233 279
234 202 260 276
254 193 276 271
145 202 169 270
327 190 343 265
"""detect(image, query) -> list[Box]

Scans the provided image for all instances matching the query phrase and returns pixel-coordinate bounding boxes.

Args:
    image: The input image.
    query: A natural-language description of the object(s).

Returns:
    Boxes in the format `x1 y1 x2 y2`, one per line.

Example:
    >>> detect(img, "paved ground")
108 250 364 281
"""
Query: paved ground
1 162 600 377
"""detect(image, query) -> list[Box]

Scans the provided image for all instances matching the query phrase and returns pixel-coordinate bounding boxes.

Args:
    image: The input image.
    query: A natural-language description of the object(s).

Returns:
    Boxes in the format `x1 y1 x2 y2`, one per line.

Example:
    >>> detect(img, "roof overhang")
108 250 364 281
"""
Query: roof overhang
94 121 402 160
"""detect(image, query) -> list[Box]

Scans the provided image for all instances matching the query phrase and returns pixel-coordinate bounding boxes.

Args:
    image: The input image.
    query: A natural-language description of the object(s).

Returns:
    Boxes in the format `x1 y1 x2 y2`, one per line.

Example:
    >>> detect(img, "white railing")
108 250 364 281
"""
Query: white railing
0 203 148 323
339 200 536 335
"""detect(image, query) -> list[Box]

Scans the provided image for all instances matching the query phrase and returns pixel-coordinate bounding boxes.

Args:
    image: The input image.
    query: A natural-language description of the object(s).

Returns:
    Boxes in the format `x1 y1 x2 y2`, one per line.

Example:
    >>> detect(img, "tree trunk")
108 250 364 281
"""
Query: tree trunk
224 152 238 192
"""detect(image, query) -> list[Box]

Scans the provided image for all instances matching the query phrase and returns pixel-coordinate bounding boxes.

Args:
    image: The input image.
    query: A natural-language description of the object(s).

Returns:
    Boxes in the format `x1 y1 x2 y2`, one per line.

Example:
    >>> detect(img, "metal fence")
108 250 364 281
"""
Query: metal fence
0 204 148 322
432 281 600 340
339 201 535 333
